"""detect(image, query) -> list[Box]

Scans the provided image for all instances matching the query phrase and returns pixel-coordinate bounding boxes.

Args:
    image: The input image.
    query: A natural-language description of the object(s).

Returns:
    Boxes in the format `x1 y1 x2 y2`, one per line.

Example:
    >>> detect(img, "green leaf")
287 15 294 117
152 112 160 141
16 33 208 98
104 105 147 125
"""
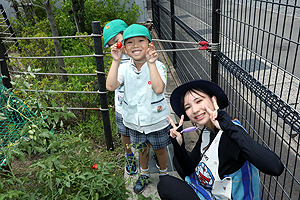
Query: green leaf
54 160 67 170
67 111 76 118
14 178 22 185
47 141 60 150
54 114 59 124
40 129 50 138
65 181 71 188
47 117 52 125
42 102 48 109
7 179 14 185
59 188 63 194
24 82 30 88
12 148 24 156
33 68 41 72
0 194 7 200
62 105 67 112
29 72 36 78
55 178 62 185
62 113 68 120
33 147 46 153
77 175 86 180
20 154 26 163
5 150 11 162
31 162 46 169
51 100 57 108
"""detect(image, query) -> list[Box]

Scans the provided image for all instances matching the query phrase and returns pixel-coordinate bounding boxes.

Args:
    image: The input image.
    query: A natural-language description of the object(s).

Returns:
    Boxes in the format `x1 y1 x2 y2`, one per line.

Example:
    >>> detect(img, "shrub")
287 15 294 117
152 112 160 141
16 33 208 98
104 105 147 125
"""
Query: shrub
0 71 129 199
58 0 142 35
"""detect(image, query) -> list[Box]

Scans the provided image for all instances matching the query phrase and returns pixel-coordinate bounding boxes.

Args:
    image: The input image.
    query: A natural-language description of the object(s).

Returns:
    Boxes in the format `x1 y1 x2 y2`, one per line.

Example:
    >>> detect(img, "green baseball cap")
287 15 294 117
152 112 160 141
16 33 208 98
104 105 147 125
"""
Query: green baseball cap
122 24 152 43
103 19 128 47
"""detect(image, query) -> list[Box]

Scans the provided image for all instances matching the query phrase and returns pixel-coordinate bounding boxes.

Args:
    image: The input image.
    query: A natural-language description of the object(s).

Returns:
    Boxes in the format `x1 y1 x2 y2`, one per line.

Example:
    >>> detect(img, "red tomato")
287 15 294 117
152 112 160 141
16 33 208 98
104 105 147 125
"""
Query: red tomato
116 42 122 49
92 164 98 169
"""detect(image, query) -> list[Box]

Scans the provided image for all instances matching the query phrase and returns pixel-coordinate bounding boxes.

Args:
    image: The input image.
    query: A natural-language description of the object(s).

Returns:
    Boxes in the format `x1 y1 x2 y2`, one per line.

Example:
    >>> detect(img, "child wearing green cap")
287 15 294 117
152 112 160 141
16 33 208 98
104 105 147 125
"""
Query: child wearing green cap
103 19 137 175
106 24 171 194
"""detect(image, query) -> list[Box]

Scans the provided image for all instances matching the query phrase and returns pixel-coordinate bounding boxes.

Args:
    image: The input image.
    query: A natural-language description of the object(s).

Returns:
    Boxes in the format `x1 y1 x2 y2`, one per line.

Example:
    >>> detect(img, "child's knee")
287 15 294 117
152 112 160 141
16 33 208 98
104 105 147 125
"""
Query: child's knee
154 147 166 155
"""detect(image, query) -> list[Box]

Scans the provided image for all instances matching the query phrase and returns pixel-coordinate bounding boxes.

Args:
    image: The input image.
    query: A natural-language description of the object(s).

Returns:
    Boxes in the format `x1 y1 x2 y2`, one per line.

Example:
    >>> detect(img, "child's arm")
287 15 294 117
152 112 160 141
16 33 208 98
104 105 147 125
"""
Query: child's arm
106 44 122 91
146 43 165 94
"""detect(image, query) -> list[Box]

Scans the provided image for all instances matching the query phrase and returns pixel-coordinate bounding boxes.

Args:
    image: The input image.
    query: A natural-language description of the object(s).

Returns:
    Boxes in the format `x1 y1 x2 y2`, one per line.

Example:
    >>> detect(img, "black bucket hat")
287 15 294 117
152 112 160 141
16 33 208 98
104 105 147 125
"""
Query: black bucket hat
170 79 229 121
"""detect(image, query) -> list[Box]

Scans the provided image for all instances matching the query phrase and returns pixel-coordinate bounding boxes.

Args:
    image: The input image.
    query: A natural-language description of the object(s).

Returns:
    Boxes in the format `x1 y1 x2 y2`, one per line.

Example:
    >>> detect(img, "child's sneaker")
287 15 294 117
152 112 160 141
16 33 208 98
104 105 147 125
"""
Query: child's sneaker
125 156 137 175
133 174 151 194
152 153 160 169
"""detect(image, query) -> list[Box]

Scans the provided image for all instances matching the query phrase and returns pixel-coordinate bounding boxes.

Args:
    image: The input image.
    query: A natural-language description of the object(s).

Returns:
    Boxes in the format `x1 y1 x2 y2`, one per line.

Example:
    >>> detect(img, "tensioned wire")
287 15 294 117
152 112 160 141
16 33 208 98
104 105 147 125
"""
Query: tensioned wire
1 35 201 45
1 35 204 60
3 47 201 60
2 35 207 110
156 8 210 81
8 70 106 76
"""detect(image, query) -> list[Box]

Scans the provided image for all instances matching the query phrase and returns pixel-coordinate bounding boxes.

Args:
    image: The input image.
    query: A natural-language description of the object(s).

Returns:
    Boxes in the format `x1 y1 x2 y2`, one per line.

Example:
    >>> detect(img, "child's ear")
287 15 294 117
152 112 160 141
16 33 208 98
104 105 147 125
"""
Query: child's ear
124 45 128 54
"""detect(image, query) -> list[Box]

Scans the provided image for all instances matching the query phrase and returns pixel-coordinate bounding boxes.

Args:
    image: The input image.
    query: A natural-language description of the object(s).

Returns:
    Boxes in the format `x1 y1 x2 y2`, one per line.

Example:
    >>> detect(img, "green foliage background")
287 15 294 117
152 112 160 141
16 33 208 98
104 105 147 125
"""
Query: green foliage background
6 0 141 121
0 0 155 199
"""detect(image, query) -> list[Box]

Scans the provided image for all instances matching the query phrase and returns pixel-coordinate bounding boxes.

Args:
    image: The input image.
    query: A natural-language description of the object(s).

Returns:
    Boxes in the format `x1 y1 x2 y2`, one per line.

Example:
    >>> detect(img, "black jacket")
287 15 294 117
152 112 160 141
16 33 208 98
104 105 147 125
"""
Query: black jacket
171 109 284 179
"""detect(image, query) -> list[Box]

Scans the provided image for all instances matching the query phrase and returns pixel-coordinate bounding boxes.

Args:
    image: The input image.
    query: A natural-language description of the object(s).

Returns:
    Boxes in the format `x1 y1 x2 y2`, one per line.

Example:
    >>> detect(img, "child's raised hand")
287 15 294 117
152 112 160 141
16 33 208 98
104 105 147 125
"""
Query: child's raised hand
146 43 158 63
205 97 221 130
110 43 123 61
167 115 184 146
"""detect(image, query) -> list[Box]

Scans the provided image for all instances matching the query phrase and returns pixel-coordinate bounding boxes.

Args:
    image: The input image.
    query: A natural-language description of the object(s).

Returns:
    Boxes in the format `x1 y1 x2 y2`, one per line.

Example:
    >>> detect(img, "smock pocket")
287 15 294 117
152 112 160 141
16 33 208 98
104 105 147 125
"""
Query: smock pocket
151 98 165 113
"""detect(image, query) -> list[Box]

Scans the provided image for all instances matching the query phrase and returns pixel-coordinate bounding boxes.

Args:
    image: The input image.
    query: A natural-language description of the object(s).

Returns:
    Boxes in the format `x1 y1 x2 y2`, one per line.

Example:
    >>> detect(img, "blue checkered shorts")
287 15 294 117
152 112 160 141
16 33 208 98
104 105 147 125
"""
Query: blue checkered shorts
115 111 130 136
129 124 171 150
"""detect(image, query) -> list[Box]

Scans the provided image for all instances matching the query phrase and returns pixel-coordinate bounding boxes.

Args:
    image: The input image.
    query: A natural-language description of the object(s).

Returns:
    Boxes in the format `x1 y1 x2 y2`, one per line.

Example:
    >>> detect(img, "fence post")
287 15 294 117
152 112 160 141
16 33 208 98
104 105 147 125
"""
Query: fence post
0 5 18 48
92 21 114 151
0 38 12 89
170 0 176 67
211 0 221 84
153 0 161 38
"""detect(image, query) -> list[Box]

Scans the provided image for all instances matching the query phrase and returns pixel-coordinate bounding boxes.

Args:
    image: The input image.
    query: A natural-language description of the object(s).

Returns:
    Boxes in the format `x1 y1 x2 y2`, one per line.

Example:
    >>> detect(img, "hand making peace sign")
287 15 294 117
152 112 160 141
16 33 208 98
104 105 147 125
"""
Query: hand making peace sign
167 114 184 146
146 43 158 63
205 96 222 131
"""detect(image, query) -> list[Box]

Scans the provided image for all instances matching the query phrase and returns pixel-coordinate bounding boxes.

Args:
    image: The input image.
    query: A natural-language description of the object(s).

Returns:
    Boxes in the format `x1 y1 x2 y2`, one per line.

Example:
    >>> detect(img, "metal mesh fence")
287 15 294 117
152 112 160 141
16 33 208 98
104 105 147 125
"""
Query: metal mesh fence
0 77 38 166
153 0 300 199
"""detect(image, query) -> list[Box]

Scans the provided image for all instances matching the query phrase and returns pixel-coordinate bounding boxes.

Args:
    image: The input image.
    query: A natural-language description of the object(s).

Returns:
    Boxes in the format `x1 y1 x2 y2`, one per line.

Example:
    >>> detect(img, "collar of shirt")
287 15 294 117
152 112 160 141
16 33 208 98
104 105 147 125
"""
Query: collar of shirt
130 58 148 74
121 54 130 63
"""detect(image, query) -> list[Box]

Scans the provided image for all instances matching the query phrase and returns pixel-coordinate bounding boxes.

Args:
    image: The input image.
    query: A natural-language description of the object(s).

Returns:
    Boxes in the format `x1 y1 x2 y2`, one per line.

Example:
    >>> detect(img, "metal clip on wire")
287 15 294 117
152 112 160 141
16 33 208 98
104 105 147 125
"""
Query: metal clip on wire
198 41 220 52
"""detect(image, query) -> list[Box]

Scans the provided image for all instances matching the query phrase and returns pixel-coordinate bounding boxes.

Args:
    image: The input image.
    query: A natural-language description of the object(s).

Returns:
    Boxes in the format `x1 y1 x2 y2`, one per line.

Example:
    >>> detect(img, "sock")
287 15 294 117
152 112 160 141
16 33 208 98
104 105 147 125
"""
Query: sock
141 167 150 177
159 168 168 177
126 152 134 158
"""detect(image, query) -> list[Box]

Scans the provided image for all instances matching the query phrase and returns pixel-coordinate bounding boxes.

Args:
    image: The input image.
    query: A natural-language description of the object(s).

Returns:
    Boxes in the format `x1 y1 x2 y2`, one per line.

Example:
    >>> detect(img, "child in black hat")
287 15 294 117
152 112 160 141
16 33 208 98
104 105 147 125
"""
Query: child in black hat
157 79 284 200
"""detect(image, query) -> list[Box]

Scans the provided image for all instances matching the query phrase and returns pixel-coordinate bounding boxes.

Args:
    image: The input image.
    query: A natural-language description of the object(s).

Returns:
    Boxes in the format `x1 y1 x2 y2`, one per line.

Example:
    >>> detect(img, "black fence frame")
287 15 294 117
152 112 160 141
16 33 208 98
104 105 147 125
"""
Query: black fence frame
0 16 113 151
152 0 300 199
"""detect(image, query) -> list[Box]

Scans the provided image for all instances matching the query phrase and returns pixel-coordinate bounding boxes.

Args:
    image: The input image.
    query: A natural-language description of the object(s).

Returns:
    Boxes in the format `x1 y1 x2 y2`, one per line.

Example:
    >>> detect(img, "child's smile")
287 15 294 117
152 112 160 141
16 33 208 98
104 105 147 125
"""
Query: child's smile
132 49 142 56
124 36 149 62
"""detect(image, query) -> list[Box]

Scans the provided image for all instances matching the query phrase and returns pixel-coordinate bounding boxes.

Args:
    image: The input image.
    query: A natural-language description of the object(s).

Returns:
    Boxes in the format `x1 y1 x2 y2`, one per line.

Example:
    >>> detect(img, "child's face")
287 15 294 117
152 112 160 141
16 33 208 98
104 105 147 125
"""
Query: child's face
107 33 123 47
183 90 215 126
124 36 149 62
